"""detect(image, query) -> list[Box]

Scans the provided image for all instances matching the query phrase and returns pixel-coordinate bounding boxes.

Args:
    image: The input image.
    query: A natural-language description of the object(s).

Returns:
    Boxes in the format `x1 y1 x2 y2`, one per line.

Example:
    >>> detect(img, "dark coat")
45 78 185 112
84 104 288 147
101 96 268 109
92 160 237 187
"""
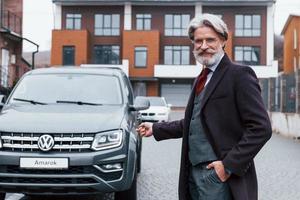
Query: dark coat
152 54 272 200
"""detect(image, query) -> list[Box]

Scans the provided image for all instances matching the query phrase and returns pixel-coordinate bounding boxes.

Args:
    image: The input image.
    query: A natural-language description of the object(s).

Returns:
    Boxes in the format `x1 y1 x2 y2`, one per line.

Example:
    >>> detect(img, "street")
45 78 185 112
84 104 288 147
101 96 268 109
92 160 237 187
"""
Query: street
137 110 300 200
5 110 300 200
138 129 300 200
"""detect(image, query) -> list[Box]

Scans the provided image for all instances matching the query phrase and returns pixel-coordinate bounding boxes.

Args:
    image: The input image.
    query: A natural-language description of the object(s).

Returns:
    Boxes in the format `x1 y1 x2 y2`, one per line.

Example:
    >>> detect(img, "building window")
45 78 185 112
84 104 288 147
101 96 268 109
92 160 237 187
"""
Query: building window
66 14 81 30
63 46 75 66
164 46 190 65
164 14 190 36
1 49 9 87
135 47 147 67
95 14 120 36
234 46 260 65
235 15 261 37
136 14 151 30
94 45 120 64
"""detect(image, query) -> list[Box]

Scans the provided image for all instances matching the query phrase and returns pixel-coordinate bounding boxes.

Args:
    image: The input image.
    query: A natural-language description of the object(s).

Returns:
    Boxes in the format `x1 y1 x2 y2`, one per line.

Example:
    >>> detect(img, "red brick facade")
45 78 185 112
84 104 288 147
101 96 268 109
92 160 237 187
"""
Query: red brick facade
51 30 90 66
0 0 29 90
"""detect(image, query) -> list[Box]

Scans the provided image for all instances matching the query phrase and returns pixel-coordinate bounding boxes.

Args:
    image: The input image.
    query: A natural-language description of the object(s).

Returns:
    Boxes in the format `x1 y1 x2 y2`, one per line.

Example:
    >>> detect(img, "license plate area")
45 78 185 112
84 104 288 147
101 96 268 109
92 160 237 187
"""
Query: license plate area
20 157 69 169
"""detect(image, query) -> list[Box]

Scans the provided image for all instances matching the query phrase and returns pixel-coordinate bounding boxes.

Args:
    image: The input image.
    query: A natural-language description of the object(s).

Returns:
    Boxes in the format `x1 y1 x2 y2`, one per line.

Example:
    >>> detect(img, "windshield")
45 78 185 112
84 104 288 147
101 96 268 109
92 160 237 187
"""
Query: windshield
148 97 166 106
8 73 123 105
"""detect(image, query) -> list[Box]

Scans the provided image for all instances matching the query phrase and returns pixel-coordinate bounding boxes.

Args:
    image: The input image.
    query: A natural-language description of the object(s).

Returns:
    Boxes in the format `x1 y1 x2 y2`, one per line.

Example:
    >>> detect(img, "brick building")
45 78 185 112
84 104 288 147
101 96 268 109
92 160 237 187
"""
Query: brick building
0 0 31 92
281 14 300 74
51 0 277 107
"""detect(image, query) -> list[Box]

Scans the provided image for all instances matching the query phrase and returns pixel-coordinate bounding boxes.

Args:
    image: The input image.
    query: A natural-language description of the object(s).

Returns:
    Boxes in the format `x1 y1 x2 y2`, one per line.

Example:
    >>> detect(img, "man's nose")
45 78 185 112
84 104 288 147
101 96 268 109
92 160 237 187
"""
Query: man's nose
200 40 209 49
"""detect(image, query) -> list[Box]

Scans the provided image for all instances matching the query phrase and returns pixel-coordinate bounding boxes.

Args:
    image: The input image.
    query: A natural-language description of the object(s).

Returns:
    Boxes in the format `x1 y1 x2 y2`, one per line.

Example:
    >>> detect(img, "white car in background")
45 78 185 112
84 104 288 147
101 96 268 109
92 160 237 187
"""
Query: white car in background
139 96 171 122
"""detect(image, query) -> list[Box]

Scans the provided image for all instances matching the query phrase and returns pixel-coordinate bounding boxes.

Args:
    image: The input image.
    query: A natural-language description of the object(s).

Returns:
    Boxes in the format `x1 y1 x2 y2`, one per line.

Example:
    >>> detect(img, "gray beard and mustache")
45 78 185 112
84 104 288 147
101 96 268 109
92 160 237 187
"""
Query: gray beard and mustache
193 49 224 67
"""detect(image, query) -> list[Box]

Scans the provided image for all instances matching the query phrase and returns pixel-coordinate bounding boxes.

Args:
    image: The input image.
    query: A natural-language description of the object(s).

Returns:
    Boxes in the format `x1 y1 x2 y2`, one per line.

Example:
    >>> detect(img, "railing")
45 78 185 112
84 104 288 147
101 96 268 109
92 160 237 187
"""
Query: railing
1 10 22 35
261 69 300 113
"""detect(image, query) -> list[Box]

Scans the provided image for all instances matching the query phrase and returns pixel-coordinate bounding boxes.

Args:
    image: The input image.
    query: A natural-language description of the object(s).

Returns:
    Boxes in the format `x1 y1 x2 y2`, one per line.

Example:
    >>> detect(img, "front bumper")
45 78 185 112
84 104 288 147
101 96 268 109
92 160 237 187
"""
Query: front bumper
0 146 134 195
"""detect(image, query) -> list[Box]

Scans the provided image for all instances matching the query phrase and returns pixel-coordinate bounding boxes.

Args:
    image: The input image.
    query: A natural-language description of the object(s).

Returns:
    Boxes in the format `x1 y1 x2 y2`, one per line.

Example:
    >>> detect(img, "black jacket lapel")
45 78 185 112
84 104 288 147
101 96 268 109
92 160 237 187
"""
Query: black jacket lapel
199 54 231 111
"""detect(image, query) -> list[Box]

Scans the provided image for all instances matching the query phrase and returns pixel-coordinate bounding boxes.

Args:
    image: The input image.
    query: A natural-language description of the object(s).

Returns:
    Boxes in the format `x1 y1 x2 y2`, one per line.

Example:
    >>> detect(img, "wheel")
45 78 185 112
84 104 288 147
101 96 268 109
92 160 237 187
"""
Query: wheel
0 193 5 200
137 138 142 173
137 150 141 173
27 195 50 200
100 193 114 200
114 172 137 200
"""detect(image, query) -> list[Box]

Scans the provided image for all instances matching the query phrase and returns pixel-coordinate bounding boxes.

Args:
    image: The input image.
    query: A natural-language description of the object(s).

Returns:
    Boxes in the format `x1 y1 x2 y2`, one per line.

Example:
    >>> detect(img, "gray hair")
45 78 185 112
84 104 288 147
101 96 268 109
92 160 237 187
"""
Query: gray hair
188 13 229 41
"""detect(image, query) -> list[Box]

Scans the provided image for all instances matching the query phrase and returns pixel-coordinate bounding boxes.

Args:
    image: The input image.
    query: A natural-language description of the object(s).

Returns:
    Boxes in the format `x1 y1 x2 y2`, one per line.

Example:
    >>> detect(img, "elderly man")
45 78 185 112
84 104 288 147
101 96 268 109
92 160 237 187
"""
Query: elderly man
137 13 271 200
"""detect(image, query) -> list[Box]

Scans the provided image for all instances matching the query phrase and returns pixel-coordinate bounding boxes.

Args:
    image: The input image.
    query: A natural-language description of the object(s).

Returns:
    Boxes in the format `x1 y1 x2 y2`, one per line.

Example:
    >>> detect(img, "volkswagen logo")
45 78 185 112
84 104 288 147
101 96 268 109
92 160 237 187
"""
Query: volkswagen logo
38 134 55 151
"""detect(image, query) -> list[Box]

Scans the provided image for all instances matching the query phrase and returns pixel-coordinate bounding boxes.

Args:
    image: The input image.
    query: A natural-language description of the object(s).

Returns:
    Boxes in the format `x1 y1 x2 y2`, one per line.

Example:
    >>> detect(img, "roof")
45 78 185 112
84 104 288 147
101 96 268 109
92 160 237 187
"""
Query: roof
26 67 124 76
53 0 275 6
281 14 300 35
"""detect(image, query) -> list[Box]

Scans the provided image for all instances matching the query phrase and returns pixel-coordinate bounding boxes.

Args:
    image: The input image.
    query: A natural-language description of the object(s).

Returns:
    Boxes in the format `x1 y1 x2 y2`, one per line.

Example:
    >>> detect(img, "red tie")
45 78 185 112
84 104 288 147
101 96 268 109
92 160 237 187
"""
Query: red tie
195 68 211 95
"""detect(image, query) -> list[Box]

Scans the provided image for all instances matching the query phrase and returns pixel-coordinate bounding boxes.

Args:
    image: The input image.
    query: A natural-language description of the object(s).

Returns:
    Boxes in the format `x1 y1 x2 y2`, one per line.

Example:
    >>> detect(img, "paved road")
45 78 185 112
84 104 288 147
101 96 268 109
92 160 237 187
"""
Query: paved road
6 110 300 200
136 110 183 200
255 133 300 200
137 110 300 200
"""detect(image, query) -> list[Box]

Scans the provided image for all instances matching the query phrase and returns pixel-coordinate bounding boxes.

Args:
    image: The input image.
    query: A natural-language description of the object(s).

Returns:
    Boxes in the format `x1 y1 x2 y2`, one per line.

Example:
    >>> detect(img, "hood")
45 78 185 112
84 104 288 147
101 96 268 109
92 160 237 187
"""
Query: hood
0 104 126 133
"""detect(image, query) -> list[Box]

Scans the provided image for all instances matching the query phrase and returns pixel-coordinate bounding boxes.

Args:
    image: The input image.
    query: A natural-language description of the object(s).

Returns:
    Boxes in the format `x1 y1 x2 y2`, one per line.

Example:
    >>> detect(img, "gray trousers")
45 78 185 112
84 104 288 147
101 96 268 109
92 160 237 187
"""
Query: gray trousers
189 163 233 200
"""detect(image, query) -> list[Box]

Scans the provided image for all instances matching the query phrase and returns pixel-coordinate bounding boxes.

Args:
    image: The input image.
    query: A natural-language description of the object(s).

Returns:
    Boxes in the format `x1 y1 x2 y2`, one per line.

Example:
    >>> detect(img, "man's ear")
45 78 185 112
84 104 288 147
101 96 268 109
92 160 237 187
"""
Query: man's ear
222 40 226 49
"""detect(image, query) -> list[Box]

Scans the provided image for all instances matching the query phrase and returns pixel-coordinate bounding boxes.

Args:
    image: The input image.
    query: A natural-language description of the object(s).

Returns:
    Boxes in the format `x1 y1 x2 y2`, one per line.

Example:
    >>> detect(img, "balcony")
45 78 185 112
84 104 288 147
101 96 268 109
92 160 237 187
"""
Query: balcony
250 61 278 78
1 10 22 35
154 61 279 79
81 59 129 76
154 64 201 78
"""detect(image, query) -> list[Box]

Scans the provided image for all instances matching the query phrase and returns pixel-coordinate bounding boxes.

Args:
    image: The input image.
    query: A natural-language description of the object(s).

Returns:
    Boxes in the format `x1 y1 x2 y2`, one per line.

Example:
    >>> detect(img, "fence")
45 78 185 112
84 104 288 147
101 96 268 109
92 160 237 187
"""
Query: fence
261 69 300 113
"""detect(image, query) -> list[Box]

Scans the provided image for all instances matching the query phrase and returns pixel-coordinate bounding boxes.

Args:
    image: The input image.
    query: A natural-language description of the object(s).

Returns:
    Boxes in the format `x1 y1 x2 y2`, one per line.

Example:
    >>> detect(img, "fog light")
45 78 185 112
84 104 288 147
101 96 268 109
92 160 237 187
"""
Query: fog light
95 163 123 173
102 163 122 170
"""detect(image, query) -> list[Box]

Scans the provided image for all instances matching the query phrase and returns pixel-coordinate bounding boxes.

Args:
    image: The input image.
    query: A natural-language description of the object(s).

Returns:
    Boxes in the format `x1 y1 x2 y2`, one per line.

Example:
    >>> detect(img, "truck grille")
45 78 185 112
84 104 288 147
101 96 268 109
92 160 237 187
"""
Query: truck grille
141 113 155 116
0 132 94 152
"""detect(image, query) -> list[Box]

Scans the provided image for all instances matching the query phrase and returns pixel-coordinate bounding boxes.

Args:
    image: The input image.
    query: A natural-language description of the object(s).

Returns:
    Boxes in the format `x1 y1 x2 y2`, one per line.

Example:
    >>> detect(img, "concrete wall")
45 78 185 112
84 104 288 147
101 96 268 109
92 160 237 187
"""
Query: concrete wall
270 112 300 139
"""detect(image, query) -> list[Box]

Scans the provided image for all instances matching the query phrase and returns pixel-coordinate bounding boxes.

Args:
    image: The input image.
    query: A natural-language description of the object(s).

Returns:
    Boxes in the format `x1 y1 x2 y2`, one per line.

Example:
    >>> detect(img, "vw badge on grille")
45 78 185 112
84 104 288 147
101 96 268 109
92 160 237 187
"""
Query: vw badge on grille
38 134 55 151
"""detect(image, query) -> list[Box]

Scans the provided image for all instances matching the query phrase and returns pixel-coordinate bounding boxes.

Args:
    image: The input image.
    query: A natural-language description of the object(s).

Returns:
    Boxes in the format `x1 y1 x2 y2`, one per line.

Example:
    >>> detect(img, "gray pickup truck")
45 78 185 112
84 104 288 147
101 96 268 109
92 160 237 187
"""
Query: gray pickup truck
0 67 149 200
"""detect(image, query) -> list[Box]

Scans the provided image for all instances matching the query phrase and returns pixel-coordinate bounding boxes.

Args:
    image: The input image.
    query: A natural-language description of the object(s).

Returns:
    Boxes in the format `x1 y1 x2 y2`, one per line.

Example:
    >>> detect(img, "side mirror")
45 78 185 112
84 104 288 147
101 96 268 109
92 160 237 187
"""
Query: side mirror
129 96 150 111
167 104 172 108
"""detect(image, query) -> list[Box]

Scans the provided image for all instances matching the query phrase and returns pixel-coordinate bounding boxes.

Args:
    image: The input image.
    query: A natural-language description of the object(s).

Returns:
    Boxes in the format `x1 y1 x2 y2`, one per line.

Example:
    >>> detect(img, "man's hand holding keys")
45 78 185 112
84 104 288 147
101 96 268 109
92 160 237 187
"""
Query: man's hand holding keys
136 122 153 137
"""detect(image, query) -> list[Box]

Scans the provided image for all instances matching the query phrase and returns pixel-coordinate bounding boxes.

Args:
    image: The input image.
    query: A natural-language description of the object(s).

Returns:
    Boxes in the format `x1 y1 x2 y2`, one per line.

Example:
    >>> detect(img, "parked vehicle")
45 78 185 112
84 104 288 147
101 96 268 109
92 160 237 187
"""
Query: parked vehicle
0 67 149 200
139 96 171 122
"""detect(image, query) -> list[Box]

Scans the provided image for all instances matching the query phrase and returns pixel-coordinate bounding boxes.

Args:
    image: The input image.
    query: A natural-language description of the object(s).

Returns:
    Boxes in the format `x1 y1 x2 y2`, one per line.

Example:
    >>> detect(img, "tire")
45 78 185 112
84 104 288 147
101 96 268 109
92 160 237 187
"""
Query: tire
101 193 114 200
114 172 137 200
0 193 5 200
137 138 142 174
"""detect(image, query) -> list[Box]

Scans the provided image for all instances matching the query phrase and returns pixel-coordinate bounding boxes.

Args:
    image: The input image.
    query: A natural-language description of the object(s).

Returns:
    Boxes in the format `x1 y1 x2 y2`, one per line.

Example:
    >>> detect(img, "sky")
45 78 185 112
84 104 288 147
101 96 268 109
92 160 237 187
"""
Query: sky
22 0 300 52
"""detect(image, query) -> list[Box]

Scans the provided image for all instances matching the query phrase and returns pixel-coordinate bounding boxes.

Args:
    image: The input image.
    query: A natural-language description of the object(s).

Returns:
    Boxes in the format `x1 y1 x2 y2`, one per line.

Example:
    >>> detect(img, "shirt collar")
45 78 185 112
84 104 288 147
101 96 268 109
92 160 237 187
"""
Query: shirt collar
205 52 224 73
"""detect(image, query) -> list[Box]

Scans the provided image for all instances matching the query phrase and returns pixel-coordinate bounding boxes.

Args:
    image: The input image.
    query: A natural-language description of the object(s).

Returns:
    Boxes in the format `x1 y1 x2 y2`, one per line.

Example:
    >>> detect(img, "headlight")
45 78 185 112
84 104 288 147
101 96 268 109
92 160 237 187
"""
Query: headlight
91 130 123 151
